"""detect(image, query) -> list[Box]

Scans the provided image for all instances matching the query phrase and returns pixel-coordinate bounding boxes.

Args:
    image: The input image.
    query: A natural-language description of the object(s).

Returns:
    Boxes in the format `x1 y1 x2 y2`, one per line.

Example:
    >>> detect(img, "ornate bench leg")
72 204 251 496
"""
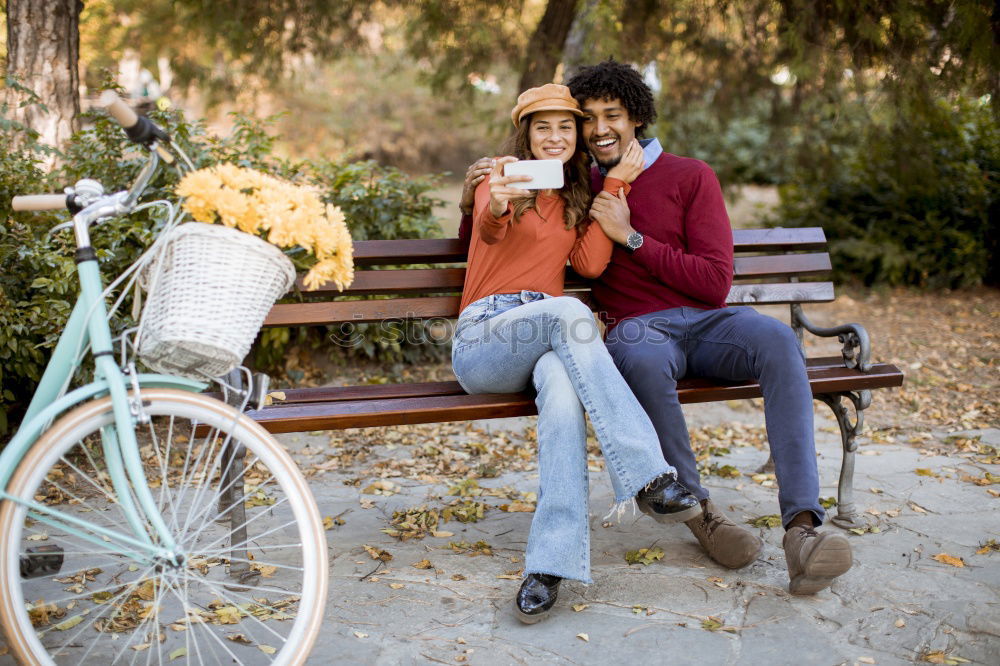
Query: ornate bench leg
817 390 872 530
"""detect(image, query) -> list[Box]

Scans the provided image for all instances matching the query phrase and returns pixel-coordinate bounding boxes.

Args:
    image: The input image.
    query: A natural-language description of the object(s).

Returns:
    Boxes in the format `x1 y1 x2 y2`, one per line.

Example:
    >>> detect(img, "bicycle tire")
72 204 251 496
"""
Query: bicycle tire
0 389 327 665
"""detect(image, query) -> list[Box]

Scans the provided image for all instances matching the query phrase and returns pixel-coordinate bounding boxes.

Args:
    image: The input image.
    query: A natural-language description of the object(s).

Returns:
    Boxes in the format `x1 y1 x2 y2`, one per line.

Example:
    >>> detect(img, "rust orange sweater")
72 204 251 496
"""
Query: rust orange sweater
459 176 625 312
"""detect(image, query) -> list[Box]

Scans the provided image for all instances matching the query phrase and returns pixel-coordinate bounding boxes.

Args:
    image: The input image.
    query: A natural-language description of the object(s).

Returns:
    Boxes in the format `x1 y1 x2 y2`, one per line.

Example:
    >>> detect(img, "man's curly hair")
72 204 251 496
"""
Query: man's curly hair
566 59 657 138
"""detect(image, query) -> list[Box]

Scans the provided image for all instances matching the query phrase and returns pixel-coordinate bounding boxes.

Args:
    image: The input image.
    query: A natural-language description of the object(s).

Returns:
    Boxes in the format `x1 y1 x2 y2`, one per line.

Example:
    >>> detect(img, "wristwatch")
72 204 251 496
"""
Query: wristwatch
624 231 644 253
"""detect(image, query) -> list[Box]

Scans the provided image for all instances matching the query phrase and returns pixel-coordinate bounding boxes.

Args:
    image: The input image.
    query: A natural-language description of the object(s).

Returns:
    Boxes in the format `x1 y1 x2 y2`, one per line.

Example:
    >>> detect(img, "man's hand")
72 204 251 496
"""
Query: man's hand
459 157 493 215
488 156 531 219
606 139 644 184
590 188 634 245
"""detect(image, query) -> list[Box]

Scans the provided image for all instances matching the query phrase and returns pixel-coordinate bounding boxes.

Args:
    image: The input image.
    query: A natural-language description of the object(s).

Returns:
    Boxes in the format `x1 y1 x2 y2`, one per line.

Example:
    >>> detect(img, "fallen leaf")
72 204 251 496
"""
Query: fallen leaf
576 633 589 642
363 545 393 562
915 468 936 477
388 583 405 590
225 634 252 645
169 648 188 661
701 617 723 631
975 539 999 555
858 658 876 664
412 559 433 569
572 603 589 612
258 645 277 655
431 531 454 538
353 631 368 639
931 553 965 568
54 615 83 631
625 546 665 565
895 618 906 628
500 501 536 513
746 514 782 528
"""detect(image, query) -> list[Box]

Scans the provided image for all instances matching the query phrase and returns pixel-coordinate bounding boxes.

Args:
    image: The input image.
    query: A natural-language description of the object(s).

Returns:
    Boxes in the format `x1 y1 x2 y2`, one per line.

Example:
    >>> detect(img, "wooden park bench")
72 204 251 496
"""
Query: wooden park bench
242 227 904 530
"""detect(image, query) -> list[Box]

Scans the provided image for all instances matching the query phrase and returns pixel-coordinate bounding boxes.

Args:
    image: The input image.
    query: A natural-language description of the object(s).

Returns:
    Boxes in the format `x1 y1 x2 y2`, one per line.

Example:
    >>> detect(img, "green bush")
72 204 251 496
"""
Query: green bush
768 97 998 288
1 96 445 435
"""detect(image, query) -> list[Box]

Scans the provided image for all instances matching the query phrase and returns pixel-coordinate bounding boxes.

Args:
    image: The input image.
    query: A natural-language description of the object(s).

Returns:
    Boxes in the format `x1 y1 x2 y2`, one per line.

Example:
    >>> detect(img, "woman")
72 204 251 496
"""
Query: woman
451 84 701 623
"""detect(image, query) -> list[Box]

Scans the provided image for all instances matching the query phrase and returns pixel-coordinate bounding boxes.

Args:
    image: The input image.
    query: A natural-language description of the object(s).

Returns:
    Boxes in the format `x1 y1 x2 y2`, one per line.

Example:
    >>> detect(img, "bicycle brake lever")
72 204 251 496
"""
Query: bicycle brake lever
48 221 74 236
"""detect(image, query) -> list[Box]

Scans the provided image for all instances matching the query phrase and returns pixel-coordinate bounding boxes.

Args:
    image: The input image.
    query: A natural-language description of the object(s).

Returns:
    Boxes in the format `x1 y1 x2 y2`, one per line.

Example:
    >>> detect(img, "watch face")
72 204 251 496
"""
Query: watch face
627 232 643 250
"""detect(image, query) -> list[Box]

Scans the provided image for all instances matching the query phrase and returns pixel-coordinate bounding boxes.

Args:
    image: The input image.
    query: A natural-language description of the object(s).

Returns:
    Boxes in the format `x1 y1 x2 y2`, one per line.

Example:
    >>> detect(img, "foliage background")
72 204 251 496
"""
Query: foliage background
0 96 444 433
1 0 998 433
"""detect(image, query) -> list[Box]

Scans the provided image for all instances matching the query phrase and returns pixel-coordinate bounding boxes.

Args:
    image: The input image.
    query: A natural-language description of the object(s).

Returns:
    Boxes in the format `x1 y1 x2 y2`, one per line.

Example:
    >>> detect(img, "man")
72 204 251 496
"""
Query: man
564 59 852 594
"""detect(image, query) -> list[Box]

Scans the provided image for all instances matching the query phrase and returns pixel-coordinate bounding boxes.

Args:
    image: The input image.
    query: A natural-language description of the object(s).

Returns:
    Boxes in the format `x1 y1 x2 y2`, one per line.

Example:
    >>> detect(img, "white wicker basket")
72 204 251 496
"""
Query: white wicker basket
137 222 297 379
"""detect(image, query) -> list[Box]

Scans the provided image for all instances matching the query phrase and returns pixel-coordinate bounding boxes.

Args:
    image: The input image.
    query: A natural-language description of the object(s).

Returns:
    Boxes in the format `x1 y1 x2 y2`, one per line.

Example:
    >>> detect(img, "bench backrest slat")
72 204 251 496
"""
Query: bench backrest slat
350 227 826 266
264 282 835 327
296 251 832 296
266 227 833 327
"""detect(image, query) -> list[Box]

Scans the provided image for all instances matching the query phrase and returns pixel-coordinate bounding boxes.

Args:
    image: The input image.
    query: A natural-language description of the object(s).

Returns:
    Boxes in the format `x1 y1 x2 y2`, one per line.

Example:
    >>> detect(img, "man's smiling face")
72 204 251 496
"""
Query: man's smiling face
580 98 643 169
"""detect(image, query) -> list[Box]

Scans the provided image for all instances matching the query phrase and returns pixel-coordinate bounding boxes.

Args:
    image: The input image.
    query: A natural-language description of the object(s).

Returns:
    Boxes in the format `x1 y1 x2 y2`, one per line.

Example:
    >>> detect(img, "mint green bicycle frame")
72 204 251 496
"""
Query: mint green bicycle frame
1 183 207 566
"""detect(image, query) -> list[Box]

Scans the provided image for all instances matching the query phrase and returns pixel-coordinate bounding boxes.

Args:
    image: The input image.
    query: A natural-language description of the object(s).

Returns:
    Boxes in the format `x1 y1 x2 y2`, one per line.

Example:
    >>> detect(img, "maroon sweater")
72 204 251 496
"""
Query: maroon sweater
457 152 733 330
590 153 733 330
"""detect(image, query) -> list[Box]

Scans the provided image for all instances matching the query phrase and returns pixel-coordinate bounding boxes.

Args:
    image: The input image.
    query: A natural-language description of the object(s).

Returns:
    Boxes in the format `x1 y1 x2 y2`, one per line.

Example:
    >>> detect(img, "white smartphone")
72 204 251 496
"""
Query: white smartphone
504 159 564 190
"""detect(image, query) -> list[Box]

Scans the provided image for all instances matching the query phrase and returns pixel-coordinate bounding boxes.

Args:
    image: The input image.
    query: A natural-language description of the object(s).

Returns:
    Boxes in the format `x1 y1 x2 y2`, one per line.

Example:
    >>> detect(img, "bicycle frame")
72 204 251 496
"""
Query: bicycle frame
1 168 207 565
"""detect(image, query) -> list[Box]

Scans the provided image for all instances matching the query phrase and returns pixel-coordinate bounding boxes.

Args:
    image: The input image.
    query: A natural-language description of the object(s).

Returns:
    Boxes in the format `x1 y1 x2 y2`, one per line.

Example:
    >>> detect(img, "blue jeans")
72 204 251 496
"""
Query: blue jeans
452 292 673 583
605 307 824 528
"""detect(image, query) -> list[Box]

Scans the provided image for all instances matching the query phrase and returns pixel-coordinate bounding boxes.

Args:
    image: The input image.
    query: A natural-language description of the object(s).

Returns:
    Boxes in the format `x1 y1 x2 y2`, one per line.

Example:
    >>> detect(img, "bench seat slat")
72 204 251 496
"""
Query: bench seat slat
257 357 858 407
248 362 903 433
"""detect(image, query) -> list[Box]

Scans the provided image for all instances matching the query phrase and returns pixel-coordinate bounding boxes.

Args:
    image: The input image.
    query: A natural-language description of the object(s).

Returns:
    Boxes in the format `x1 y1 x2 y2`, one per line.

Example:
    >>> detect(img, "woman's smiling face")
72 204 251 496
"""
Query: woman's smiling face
528 110 577 163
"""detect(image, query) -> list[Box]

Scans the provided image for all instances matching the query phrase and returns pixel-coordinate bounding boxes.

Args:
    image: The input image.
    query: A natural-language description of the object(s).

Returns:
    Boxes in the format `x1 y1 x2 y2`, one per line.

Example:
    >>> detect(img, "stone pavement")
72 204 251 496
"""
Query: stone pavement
292 402 1000 665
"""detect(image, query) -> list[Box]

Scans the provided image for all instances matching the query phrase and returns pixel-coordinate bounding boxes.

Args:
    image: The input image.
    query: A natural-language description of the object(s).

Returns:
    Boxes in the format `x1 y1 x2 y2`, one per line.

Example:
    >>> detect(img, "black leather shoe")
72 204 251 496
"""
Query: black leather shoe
636 473 702 523
515 573 561 624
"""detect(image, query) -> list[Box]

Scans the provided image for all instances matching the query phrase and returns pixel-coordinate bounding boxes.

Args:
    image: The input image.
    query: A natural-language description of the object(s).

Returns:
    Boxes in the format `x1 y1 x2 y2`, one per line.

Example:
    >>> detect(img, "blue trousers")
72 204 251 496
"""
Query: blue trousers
452 292 673 583
605 307 824 528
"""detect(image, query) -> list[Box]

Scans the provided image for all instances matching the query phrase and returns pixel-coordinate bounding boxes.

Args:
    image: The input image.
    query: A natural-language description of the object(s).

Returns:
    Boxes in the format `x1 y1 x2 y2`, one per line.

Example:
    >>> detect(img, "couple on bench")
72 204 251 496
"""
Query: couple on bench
450 60 852 623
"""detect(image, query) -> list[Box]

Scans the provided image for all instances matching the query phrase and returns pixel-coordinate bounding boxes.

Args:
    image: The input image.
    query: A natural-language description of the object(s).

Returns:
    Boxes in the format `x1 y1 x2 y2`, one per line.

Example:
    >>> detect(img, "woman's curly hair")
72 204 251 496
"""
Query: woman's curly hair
566 59 657 138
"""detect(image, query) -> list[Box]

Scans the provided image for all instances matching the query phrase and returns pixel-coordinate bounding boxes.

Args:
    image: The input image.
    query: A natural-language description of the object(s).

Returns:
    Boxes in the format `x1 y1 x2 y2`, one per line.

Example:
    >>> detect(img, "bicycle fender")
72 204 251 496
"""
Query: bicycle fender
136 373 208 393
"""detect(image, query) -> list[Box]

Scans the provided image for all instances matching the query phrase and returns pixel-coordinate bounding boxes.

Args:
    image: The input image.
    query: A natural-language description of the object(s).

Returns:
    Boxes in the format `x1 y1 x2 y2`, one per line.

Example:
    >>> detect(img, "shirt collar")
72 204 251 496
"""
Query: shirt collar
597 137 663 176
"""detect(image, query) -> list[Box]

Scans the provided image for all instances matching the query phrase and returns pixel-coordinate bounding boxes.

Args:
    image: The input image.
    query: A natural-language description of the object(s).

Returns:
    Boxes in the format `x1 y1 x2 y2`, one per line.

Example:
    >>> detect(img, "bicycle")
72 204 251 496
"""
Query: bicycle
0 93 328 664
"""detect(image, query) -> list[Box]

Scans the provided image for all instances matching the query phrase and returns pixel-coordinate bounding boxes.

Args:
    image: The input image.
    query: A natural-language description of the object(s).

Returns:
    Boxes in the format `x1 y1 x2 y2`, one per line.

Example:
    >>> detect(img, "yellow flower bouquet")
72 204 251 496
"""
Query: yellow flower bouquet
137 164 355 379
175 163 354 290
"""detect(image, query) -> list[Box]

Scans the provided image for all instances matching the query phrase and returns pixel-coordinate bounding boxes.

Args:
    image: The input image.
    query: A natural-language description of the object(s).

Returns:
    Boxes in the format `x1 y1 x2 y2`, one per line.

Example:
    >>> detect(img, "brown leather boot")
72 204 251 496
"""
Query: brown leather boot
782 525 852 595
684 499 763 569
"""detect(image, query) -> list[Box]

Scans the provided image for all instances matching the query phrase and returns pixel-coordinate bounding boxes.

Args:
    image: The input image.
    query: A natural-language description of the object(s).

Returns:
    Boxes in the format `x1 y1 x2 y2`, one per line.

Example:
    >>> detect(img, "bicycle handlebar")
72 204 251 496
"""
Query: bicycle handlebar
98 91 173 164
12 194 71 211
99 90 140 130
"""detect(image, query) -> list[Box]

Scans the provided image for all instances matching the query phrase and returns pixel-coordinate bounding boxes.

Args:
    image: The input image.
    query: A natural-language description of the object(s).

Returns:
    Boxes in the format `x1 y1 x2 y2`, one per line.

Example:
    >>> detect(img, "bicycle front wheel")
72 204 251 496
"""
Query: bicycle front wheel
0 389 327 665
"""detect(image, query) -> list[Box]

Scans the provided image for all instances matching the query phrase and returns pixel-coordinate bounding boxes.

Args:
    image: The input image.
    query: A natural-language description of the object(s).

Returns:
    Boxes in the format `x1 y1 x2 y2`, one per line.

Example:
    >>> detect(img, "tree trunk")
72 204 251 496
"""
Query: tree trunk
561 0 599 83
518 0 580 92
5 0 83 151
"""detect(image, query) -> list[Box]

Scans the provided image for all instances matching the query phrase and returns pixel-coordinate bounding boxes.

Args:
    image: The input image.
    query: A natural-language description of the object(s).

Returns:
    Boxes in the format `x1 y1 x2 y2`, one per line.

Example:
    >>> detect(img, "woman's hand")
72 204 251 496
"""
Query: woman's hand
488 156 532 218
590 187 634 245
606 139 644 184
459 157 493 215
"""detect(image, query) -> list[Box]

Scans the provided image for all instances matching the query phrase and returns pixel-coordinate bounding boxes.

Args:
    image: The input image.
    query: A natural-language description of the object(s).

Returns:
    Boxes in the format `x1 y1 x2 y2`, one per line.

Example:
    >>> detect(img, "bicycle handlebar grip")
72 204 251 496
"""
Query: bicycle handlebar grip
12 194 69 211
99 90 139 129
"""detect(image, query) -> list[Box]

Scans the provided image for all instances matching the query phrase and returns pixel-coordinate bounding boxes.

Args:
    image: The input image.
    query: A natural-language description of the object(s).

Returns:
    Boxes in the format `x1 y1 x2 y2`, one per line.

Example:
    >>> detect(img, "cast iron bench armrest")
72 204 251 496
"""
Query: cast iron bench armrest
790 303 872 372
